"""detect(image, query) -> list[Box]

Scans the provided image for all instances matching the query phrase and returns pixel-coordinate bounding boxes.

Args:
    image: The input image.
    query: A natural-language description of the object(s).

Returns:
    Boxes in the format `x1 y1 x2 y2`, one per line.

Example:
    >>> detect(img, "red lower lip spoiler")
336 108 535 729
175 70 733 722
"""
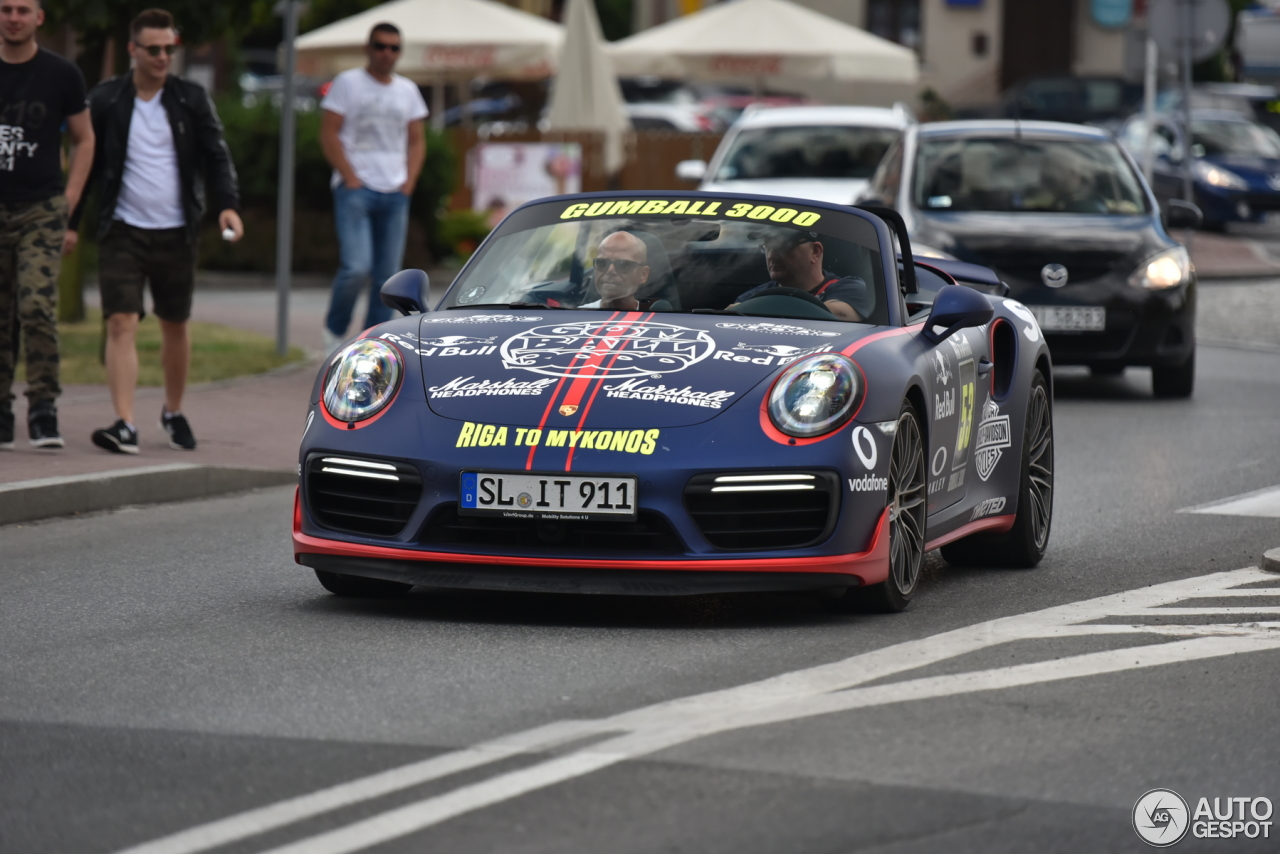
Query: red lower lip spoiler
293 488 893 584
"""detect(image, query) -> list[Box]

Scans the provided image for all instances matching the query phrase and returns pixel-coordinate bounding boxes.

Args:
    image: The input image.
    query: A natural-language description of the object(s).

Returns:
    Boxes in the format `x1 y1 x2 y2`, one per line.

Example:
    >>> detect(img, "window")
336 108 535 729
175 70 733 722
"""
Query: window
867 0 920 50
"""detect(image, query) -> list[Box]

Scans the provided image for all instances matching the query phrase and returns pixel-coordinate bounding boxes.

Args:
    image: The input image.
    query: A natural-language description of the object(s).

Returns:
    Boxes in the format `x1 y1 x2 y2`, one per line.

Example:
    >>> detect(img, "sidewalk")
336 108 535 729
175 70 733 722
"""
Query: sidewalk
1 277 336 524
1 269 461 524
1179 229 1280 279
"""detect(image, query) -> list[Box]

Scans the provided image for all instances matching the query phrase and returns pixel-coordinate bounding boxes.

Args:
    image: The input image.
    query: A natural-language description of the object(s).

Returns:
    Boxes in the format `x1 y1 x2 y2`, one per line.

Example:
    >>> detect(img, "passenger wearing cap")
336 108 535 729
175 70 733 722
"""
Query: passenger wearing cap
731 229 870 321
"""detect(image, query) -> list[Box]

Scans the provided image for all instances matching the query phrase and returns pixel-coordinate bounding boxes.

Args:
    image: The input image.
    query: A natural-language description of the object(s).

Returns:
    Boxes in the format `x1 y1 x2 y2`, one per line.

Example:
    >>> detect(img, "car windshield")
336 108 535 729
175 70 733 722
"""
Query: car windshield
714 126 901 181
441 197 889 325
1190 119 1280 157
914 137 1148 214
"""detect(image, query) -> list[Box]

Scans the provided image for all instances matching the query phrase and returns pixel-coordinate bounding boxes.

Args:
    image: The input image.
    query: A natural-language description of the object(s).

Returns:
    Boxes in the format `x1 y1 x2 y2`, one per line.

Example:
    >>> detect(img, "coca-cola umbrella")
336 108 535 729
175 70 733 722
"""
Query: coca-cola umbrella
294 0 564 128
607 0 917 92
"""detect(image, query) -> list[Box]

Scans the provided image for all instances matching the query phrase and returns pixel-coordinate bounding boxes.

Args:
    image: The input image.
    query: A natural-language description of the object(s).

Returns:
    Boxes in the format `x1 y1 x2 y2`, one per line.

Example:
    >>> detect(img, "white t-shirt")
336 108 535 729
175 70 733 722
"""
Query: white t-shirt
114 94 185 229
321 68 429 193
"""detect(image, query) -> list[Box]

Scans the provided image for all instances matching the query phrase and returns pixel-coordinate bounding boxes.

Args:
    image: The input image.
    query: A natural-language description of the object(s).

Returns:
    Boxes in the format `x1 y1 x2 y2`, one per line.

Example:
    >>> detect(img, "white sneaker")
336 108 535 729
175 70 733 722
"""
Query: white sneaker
322 327 344 356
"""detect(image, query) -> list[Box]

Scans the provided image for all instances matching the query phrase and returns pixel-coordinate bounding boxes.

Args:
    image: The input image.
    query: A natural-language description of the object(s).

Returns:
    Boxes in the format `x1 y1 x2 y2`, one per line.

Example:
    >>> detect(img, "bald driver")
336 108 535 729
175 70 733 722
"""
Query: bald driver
732 230 870 321
580 231 650 310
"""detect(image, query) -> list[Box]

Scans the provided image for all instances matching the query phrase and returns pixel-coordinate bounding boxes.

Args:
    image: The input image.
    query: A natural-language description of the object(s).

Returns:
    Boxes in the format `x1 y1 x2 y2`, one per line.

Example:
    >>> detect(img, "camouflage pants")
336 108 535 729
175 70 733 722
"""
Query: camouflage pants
0 195 65 416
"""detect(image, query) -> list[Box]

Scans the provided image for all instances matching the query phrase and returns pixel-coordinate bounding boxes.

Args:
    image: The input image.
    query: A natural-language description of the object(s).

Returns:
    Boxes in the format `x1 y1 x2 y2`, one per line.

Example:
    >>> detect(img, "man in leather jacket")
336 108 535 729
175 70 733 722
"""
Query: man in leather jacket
69 8 242 455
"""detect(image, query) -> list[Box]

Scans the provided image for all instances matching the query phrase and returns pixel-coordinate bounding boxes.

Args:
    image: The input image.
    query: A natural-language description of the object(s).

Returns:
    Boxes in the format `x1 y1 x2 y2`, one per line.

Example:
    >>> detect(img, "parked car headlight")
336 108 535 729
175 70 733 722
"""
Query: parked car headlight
1129 245 1191 290
1193 160 1248 191
768 354 864 438
323 339 403 422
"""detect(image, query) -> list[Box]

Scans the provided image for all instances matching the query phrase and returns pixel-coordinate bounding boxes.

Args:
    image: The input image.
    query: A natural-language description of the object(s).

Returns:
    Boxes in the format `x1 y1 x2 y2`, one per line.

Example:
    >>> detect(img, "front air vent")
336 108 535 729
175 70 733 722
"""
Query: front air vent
684 471 840 550
305 453 423 537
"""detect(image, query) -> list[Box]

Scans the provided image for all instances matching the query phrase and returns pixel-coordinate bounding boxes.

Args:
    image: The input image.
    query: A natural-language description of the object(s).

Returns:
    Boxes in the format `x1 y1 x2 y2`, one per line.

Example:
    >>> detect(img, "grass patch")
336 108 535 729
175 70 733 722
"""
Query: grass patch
18 308 307 386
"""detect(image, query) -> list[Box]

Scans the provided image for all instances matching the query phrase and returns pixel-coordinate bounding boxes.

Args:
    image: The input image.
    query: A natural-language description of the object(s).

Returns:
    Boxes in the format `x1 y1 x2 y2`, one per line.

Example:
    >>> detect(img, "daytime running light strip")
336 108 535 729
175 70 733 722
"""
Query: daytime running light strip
321 467 401 482
713 474 816 483
711 484 816 493
321 457 398 471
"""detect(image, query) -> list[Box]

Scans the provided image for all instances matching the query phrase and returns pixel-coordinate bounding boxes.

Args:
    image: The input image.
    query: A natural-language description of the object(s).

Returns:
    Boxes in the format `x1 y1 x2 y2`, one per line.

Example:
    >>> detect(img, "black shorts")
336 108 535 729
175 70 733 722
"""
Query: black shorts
98 220 196 322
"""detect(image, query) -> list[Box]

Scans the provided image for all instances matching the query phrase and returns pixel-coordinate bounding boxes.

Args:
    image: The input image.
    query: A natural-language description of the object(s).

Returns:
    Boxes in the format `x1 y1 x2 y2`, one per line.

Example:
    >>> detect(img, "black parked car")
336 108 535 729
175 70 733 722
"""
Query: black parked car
860 120 1202 396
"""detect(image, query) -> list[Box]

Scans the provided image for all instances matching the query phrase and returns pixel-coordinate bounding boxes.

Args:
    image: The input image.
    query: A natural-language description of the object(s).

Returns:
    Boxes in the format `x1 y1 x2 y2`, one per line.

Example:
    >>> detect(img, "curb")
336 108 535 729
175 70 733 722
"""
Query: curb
1197 337 1280 355
0 464 296 526
1196 271 1280 281
1264 548 1280 574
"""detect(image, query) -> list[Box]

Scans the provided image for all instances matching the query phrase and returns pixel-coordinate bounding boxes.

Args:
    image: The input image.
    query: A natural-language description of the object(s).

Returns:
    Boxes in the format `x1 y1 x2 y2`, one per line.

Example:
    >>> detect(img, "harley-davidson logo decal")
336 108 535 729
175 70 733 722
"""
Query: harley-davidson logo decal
974 397 1011 481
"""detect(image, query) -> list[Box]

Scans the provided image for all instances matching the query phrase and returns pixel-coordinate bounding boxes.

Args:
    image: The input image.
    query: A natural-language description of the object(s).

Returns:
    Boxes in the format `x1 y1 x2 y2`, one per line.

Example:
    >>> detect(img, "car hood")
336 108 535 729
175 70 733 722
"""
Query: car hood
912 212 1166 285
385 311 875 428
698 178 869 206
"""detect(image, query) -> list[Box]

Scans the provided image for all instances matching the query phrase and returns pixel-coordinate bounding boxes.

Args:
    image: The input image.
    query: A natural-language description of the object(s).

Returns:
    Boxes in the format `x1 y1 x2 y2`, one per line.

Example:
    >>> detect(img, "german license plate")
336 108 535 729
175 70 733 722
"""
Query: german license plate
1028 305 1106 332
460 472 638 521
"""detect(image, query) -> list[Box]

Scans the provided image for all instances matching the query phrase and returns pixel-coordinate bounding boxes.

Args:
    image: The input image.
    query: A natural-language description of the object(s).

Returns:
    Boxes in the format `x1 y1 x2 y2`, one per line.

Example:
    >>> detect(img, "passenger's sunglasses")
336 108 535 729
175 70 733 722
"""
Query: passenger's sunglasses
370 41 401 53
136 43 178 57
759 237 815 255
593 257 642 275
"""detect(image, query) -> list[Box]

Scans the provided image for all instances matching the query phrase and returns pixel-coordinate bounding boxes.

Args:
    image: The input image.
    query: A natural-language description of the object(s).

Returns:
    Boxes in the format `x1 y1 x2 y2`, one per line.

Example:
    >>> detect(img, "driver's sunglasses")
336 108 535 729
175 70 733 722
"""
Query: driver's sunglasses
759 237 814 255
593 257 641 275
136 43 179 57
370 41 401 53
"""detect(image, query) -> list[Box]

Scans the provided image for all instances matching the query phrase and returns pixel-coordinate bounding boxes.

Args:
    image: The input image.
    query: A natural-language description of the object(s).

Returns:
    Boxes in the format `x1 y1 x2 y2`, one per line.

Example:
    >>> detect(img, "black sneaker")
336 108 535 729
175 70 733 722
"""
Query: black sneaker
0 411 13 451
92 419 139 454
161 410 197 450
28 404 64 448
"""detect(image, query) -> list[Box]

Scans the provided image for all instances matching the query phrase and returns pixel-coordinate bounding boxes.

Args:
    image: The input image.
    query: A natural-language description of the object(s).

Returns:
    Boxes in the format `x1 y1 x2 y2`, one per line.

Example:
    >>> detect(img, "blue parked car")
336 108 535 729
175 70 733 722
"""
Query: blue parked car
1119 109 1280 230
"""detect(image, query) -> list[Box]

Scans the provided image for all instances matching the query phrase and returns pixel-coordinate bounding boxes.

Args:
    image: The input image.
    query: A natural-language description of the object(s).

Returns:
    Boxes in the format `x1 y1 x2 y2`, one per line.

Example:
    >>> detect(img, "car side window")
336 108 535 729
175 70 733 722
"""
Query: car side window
1155 125 1182 161
1122 121 1178 162
866 138 904 205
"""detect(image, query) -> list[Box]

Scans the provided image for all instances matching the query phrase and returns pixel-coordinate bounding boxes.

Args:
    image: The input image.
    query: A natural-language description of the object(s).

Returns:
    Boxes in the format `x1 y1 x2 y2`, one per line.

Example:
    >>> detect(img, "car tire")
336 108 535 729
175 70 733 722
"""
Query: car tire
829 401 927 614
314 569 412 597
941 372 1053 569
1151 349 1195 398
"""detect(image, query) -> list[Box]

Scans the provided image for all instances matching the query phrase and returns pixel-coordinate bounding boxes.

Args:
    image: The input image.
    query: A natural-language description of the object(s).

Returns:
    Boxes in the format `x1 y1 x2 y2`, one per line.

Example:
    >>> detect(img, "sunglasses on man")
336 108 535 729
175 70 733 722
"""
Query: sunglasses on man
593 257 643 275
370 40 401 53
135 43 178 57
759 236 816 255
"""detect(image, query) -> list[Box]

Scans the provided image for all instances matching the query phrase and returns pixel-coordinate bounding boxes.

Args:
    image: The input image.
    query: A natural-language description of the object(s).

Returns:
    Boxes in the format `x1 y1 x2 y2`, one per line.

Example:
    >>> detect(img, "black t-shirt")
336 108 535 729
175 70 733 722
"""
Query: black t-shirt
0 48 88 203
737 273 874 319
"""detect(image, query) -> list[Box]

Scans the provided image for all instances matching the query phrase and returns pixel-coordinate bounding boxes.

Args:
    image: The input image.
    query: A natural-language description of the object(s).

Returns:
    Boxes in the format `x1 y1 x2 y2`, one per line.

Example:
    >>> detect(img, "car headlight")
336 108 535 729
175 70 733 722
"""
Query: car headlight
1129 245 1191 290
768 354 864 438
323 339 403 422
1193 160 1248 190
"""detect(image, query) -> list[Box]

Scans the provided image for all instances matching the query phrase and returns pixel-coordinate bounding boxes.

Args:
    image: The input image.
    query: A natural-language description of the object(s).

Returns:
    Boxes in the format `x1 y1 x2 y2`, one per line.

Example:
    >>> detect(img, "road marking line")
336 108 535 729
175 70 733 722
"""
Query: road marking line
253 631 1280 854
112 566 1280 854
1180 485 1280 517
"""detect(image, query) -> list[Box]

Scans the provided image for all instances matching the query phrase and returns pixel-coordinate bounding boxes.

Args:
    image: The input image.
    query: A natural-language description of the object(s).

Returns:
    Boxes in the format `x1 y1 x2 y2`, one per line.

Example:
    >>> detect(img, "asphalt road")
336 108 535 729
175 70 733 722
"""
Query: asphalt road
3 344 1280 854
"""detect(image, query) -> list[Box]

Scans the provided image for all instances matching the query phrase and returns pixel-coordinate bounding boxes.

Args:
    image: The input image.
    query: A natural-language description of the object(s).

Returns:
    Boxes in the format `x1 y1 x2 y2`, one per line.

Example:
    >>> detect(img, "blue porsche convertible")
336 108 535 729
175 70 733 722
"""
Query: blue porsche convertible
294 193 1054 612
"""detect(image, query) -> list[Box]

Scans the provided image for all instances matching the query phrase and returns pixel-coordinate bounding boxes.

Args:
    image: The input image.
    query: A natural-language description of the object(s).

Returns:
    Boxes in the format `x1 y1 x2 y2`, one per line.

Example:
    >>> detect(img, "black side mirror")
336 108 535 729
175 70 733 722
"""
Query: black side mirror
1164 199 1203 230
380 269 431 315
922 285 994 344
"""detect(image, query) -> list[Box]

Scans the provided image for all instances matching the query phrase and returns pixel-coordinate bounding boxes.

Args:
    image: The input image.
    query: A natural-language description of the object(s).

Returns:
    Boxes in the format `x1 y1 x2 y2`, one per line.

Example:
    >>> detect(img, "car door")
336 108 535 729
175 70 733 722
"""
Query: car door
924 325 988 516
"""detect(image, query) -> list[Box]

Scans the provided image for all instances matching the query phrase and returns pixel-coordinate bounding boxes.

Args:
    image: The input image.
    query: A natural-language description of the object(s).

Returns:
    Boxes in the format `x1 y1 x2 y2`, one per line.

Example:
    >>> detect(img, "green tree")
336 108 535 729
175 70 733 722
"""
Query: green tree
41 0 271 85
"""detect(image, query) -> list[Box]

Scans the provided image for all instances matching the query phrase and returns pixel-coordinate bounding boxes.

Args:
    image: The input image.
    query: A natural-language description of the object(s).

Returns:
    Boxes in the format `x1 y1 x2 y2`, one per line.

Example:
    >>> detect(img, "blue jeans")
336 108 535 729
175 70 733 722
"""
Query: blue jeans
325 185 411 337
